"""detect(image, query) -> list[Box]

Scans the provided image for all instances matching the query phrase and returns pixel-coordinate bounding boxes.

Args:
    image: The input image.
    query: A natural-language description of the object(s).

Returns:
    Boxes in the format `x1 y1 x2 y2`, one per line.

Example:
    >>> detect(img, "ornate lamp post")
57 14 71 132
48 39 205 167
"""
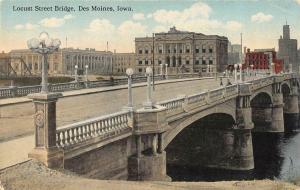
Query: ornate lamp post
74 65 78 82
126 68 134 110
239 63 243 82
85 64 89 88
165 64 168 79
27 32 63 168
234 64 238 83
270 62 275 76
27 32 61 93
144 67 153 109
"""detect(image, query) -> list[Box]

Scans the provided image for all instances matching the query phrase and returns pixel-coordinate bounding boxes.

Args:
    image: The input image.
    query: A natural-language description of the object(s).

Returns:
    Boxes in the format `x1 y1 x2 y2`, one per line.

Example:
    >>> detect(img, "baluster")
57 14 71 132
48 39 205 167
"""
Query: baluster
79 126 84 141
65 130 70 146
56 133 60 147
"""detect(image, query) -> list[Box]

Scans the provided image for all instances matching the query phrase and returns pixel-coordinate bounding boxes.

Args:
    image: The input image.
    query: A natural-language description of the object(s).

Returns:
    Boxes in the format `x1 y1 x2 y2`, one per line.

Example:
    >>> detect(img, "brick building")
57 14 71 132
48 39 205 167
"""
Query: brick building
244 48 283 73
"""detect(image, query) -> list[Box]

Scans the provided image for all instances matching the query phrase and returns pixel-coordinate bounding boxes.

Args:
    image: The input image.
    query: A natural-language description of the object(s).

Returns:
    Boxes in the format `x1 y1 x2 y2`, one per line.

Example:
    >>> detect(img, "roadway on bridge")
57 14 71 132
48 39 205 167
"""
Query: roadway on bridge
0 77 221 169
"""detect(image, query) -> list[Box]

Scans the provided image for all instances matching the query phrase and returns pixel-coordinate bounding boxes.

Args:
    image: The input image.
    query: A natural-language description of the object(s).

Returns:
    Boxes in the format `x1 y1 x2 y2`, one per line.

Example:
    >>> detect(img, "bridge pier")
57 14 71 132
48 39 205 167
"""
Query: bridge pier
128 105 171 181
283 84 299 131
270 91 285 132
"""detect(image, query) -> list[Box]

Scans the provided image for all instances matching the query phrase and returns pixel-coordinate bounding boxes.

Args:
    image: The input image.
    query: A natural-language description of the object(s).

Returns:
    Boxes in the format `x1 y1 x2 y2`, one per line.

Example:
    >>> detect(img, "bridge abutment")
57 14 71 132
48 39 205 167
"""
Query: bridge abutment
27 93 63 169
270 91 285 132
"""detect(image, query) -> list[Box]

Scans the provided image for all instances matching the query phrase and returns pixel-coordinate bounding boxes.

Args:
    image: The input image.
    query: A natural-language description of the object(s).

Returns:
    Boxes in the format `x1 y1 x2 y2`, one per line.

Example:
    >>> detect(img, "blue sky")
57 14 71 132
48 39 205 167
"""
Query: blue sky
0 0 299 52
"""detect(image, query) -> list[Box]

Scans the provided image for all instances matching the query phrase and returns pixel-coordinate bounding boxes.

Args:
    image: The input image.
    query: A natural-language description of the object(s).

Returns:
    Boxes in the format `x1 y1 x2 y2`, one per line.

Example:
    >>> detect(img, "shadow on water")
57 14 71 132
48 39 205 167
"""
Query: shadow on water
167 131 300 182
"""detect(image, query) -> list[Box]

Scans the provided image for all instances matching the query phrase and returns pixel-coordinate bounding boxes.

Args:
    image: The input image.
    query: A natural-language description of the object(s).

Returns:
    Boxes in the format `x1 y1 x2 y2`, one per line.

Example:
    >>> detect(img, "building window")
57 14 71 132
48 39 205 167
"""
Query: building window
139 60 142 65
145 60 148 65
209 48 213 53
174 49 176 53
186 60 190 64
186 49 190 53
168 49 171 53
139 50 142 54
179 49 182 53
158 60 162 65
209 60 213 65
202 60 206 65
159 49 162 54
195 60 199 65
196 49 199 53
202 49 206 53
145 49 149 54
139 68 142 72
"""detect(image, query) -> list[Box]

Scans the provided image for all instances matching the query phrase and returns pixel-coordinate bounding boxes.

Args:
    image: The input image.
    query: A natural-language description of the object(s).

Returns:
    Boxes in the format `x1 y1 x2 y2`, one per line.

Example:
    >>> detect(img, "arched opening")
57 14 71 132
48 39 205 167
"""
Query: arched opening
251 92 273 132
165 113 245 181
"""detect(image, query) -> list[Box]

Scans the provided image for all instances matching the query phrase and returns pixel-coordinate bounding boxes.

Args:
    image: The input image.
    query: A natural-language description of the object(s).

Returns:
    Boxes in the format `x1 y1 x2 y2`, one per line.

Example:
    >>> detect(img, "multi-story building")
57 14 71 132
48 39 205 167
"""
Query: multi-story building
278 24 298 72
9 48 114 76
135 27 228 75
244 48 283 73
112 52 135 75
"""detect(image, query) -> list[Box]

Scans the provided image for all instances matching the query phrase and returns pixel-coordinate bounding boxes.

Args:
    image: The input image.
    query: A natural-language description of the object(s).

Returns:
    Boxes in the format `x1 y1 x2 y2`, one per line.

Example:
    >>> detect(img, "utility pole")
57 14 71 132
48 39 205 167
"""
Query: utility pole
152 33 155 90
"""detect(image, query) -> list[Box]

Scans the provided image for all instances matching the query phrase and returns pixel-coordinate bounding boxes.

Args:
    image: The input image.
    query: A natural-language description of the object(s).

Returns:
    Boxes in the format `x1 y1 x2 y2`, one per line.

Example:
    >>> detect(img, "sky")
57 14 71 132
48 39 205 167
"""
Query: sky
0 0 300 53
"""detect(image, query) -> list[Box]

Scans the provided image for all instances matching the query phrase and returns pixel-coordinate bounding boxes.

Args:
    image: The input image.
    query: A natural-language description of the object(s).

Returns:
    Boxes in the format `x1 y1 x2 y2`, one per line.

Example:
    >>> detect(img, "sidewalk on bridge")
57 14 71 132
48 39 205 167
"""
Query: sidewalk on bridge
0 135 33 170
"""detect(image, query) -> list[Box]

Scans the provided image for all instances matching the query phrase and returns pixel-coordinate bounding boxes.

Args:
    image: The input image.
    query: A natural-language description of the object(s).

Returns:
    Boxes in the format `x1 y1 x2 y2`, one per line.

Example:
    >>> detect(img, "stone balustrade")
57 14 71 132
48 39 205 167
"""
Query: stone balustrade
56 110 131 149
0 74 199 99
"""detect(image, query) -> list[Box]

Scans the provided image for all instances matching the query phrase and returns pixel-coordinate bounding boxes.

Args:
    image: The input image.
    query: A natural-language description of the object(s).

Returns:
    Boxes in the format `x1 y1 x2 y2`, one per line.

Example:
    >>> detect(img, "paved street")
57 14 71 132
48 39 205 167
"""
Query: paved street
0 77 222 169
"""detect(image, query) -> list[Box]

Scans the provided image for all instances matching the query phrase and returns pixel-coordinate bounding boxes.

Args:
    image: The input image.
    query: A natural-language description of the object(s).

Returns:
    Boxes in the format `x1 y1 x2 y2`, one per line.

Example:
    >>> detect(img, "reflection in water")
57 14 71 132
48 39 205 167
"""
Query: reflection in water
167 131 300 182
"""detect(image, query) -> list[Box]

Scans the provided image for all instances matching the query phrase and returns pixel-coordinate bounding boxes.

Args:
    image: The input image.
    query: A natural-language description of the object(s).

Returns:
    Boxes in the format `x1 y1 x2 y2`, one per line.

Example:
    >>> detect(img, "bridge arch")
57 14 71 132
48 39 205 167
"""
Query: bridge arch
163 102 236 149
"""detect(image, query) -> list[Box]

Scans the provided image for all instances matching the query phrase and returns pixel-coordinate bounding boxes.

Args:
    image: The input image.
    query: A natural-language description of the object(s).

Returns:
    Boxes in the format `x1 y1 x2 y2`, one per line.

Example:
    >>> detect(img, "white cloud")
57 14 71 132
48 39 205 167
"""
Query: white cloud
132 13 145 20
224 21 243 31
152 2 212 25
251 12 273 23
295 0 300 5
14 23 38 30
39 14 74 28
85 18 115 34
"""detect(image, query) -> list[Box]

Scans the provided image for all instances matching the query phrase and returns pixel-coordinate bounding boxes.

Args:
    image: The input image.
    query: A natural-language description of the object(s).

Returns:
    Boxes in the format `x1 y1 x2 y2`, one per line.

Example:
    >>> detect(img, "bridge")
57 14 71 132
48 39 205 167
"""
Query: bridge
5 73 300 181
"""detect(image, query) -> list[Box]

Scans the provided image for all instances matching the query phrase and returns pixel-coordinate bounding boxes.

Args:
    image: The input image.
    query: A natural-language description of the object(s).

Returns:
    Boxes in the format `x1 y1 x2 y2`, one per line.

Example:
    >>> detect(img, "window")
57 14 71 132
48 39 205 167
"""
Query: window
159 49 162 54
139 68 142 72
186 49 190 53
145 49 149 54
158 60 162 65
186 60 190 64
202 60 206 65
139 50 142 54
195 60 199 65
174 49 176 53
209 48 213 53
145 60 148 65
202 49 206 53
209 60 213 65
196 49 199 53
139 60 142 65
179 49 183 53
168 49 171 53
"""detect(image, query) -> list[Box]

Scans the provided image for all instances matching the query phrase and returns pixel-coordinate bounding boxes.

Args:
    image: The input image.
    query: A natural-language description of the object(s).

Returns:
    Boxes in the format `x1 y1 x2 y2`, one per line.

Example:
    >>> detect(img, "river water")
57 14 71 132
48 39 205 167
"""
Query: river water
167 131 300 182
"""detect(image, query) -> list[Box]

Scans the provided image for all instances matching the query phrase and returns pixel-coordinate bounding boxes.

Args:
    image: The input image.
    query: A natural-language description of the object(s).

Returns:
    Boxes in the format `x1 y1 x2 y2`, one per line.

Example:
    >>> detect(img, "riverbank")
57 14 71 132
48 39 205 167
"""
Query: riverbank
0 160 299 190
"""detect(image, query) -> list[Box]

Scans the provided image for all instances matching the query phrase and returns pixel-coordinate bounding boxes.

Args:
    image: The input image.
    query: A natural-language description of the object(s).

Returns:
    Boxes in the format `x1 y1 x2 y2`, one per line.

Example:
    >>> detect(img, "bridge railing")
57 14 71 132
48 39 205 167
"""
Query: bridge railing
56 110 131 149
0 74 202 99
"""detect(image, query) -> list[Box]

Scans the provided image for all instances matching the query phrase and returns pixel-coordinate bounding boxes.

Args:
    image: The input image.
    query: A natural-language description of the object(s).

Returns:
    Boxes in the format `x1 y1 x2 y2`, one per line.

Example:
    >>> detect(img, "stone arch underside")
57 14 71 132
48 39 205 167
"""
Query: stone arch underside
163 99 236 149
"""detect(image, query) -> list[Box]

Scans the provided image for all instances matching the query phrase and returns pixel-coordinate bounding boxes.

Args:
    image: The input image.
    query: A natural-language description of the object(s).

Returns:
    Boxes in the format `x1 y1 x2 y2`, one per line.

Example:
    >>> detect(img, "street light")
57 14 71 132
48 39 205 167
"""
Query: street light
239 63 243 82
234 64 238 83
126 68 134 109
27 32 61 93
144 67 153 109
85 64 89 88
250 64 254 78
74 65 78 82
165 64 168 79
